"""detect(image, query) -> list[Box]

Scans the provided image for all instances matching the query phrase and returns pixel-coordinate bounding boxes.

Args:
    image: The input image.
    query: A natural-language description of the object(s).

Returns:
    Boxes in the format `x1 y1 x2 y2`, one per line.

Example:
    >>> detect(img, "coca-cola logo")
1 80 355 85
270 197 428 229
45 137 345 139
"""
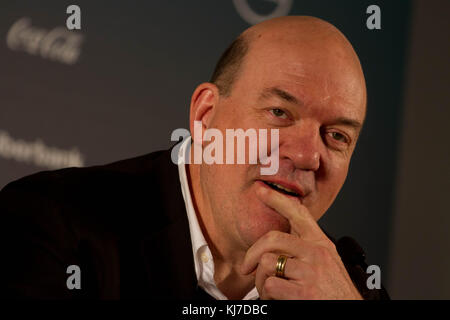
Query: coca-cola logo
6 17 84 65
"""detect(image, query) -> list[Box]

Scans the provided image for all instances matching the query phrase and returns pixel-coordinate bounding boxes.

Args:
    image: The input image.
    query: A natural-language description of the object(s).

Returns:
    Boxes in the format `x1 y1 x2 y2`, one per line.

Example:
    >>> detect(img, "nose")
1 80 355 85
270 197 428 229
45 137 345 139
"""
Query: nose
281 122 321 171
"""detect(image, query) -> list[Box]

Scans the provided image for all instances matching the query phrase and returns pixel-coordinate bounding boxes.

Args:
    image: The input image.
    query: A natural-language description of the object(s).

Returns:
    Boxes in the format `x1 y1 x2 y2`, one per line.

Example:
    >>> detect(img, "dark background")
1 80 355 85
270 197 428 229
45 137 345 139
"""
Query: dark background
0 0 448 299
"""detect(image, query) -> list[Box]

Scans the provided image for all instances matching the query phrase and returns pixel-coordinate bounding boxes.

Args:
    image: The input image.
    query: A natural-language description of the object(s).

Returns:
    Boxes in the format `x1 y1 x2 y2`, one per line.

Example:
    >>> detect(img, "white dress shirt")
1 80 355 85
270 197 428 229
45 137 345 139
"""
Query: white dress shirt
177 137 259 300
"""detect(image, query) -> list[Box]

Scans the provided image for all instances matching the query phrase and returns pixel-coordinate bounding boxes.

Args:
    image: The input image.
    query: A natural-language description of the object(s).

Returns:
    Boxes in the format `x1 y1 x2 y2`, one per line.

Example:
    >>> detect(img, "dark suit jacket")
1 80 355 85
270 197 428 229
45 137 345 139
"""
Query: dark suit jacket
0 149 389 300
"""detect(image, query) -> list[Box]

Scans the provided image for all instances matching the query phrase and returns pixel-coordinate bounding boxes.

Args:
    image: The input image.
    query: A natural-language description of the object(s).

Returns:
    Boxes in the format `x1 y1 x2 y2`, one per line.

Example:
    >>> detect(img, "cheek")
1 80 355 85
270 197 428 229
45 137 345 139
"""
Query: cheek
313 156 350 214
321 150 350 186
205 163 290 247
321 169 347 199
201 163 253 223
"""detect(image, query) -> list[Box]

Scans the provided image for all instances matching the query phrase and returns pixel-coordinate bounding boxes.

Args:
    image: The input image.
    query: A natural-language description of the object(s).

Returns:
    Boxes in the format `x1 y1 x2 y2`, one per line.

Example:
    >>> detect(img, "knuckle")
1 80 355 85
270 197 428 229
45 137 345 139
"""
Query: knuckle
315 245 331 260
265 230 282 242
260 252 274 268
323 240 337 252
263 276 277 295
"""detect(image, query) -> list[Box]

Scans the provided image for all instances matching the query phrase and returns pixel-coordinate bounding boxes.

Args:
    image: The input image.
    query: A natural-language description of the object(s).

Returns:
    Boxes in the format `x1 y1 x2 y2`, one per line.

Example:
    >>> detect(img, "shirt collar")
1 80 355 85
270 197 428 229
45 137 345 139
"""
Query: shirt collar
177 136 208 281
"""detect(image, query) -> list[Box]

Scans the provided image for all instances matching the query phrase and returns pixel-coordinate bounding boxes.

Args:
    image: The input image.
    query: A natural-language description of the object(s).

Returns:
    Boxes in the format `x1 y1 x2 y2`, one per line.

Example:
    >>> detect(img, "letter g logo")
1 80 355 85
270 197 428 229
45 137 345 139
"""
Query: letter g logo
232 0 293 25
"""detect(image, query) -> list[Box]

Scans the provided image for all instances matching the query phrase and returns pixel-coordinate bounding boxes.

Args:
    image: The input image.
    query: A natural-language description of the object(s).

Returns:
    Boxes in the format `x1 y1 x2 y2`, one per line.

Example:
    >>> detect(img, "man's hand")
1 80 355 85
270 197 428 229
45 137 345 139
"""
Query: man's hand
240 186 363 300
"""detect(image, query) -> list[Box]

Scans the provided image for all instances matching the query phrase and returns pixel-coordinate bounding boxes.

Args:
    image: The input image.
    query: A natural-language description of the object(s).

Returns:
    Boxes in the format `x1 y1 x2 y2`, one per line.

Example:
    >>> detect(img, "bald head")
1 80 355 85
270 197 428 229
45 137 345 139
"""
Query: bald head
243 15 355 49
211 16 366 112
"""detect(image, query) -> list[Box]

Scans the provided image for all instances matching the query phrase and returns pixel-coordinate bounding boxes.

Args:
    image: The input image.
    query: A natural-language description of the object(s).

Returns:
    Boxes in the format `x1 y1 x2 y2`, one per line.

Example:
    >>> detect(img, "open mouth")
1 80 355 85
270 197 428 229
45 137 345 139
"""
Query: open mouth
262 181 299 198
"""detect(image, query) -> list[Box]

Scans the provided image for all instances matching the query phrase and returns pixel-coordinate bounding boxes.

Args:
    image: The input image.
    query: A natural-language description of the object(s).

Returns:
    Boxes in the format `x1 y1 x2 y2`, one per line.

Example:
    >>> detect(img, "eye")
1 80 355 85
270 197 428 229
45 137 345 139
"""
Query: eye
270 108 288 119
328 131 349 144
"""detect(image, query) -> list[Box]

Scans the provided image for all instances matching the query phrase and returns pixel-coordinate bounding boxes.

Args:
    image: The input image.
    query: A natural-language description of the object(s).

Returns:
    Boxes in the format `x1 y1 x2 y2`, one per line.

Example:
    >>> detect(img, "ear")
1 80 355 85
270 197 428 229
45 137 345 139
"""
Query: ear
189 82 220 144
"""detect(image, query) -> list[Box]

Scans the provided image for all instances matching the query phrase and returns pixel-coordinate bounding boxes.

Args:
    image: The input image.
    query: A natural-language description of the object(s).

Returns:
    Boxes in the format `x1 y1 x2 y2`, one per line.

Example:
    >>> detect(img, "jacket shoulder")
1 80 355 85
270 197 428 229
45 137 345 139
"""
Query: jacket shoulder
2 149 167 189
0 149 182 298
0 149 177 237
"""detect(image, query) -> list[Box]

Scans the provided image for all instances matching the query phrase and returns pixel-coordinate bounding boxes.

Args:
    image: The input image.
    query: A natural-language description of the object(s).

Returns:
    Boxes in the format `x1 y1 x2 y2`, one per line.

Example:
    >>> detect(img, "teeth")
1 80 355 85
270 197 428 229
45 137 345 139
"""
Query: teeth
267 182 298 195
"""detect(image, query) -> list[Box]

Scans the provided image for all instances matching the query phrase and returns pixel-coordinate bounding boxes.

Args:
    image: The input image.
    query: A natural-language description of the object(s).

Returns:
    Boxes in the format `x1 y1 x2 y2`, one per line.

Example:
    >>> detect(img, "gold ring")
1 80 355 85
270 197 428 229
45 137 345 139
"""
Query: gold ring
275 254 288 278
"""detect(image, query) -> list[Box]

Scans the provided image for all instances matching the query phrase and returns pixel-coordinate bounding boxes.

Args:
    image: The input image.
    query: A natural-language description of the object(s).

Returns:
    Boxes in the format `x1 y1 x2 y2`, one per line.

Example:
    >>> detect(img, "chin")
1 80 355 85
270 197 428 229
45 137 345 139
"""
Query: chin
237 203 291 247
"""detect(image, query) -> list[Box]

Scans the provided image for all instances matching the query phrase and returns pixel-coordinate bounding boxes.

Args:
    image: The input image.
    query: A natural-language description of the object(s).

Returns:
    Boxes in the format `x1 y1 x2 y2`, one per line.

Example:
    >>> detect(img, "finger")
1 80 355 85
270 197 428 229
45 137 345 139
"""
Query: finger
260 276 306 300
256 184 326 241
241 230 315 275
254 252 314 293
254 252 277 294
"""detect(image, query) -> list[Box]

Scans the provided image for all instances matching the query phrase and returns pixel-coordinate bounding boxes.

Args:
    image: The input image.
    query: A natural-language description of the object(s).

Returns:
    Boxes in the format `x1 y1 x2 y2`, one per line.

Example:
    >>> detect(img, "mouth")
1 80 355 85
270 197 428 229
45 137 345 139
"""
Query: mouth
261 180 301 198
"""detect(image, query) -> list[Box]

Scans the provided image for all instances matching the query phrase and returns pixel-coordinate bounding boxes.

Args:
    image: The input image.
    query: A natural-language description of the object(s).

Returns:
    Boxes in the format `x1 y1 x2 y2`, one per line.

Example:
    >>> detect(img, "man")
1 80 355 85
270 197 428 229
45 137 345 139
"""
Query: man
0 16 388 300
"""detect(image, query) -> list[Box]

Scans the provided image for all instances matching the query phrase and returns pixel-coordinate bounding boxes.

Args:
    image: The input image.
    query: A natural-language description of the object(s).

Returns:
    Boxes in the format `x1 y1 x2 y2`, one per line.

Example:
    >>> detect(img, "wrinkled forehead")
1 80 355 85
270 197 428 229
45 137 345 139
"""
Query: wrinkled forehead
236 32 367 120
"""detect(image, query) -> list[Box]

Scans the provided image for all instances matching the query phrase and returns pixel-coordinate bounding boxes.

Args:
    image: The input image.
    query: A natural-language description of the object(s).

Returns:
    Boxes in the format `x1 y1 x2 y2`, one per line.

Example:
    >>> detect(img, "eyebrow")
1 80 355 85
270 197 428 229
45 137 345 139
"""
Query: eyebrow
334 117 363 129
260 87 302 105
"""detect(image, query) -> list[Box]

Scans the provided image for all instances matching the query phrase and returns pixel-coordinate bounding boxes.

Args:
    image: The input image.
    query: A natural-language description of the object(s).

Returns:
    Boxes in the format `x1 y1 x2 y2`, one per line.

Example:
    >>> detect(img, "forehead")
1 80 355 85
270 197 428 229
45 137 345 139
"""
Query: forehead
235 37 367 121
